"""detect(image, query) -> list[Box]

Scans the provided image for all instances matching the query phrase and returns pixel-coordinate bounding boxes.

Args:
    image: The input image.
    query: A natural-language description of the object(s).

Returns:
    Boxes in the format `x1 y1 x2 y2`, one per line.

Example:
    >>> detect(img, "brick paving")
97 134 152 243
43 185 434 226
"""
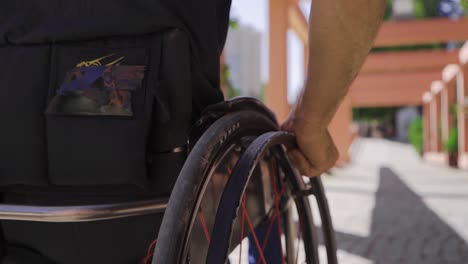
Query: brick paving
317 138 468 264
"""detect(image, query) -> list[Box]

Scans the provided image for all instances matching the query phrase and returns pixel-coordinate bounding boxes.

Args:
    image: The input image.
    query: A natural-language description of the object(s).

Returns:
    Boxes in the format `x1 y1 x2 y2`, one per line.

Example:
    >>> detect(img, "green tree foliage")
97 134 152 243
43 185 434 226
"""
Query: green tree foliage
413 0 441 18
372 43 445 52
445 127 459 153
353 107 397 122
258 84 266 102
408 117 424 154
444 104 459 153
221 65 240 99
413 0 467 18
229 19 239 30
462 0 468 12
450 103 458 120
385 0 394 20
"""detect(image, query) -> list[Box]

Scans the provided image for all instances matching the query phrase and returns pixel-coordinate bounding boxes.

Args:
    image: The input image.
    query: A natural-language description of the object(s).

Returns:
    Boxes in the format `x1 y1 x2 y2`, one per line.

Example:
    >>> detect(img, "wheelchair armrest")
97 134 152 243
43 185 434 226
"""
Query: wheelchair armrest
0 198 168 222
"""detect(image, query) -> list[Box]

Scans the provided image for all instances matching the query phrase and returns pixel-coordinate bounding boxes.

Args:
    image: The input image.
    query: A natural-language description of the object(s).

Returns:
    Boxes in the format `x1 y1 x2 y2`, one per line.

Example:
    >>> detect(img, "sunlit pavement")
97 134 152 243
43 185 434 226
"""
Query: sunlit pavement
315 138 468 264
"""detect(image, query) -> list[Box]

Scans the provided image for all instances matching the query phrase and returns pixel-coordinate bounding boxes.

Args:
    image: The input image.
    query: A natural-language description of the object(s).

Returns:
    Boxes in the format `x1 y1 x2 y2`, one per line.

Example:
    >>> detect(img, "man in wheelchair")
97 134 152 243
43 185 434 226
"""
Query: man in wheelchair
0 0 385 263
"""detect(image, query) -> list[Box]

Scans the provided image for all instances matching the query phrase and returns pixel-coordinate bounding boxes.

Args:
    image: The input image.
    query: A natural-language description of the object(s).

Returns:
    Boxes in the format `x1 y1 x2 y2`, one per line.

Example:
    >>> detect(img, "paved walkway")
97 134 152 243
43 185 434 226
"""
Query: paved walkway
317 138 468 264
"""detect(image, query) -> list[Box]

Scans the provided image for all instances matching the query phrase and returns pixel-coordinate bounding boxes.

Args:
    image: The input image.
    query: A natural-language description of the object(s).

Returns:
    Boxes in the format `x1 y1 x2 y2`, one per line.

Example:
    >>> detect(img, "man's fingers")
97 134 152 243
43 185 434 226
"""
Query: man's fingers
287 139 339 177
281 119 339 177
287 149 321 177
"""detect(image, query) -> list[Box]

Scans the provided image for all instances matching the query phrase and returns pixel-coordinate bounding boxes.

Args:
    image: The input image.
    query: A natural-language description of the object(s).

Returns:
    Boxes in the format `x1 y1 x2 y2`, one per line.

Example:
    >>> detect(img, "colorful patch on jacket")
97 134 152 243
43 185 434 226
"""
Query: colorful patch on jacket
48 65 145 117
75 54 125 68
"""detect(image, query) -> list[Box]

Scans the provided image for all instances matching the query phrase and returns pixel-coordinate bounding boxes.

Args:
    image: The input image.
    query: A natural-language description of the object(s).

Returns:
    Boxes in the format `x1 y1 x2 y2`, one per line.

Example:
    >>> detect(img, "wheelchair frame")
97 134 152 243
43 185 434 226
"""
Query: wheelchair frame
0 98 337 264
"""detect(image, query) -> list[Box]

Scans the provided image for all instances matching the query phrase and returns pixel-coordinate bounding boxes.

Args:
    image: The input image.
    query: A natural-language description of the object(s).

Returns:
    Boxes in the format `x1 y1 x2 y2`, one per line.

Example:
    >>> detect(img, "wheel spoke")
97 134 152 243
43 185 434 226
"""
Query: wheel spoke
198 210 211 244
255 159 287 264
270 160 286 264
142 240 157 264
259 212 278 252
239 196 246 264
242 201 267 264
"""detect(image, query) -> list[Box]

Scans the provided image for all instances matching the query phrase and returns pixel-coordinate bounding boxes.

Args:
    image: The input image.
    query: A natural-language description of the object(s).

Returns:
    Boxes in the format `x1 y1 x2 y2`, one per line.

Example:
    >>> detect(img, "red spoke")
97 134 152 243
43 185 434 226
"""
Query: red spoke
270 159 279 194
233 158 288 264
142 239 157 264
255 210 279 264
261 211 278 249
276 210 285 264
256 186 287 264
255 159 289 264
271 159 285 264
274 187 286 264
198 210 211 244
239 196 246 264
242 202 267 264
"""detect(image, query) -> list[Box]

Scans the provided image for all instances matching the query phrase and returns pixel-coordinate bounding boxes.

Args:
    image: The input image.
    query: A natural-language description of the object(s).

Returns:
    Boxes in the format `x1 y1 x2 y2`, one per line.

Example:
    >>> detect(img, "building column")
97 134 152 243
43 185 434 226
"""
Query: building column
459 44 468 169
425 81 448 164
442 65 461 166
422 92 432 154
433 82 444 152
441 85 449 146
441 65 459 144
268 0 290 122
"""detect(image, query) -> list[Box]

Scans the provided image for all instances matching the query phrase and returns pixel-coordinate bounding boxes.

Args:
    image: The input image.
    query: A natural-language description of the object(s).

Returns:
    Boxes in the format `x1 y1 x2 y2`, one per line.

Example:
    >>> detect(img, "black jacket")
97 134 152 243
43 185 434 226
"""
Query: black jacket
0 0 231 112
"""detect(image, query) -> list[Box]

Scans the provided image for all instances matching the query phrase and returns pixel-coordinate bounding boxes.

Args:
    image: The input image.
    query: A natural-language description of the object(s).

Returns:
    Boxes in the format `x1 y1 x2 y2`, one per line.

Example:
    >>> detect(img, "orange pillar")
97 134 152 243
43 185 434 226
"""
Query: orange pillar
328 95 353 164
459 44 468 169
268 0 290 123
425 81 448 165
442 65 461 166
441 65 459 144
422 92 432 153
433 84 443 153
440 84 449 146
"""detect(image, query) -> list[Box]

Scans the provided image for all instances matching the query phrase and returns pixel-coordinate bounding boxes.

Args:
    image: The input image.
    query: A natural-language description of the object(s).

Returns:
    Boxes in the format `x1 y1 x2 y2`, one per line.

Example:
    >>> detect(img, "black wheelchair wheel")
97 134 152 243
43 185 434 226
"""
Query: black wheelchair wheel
205 132 337 264
153 110 336 263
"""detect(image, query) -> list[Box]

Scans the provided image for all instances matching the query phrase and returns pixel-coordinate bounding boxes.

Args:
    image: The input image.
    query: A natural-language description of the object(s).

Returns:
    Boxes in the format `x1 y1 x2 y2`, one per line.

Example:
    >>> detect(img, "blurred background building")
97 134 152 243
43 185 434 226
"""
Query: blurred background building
393 0 415 19
225 25 263 98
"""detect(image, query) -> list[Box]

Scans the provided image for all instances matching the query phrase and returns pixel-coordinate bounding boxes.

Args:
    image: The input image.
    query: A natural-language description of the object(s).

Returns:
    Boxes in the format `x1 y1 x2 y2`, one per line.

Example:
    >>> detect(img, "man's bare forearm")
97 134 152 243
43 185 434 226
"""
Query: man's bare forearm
294 0 386 134
282 0 386 175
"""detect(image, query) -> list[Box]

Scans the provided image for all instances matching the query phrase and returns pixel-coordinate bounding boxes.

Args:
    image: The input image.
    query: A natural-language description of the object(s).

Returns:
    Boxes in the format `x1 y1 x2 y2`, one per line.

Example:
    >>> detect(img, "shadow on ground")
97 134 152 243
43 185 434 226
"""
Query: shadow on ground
319 167 468 264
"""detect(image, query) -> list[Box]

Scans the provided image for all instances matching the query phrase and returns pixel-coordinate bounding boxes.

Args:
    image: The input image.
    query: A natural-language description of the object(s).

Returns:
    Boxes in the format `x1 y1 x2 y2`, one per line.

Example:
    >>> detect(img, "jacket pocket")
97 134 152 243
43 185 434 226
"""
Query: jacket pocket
45 44 157 189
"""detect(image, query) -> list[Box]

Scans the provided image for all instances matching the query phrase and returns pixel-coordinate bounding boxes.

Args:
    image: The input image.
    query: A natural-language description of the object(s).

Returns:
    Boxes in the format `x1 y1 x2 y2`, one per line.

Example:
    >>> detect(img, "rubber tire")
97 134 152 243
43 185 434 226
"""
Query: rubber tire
153 111 278 263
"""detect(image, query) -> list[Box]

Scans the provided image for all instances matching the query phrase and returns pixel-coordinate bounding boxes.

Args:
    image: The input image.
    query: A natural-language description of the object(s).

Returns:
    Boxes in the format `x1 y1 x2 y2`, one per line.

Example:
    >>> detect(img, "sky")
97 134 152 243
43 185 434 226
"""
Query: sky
230 0 268 32
230 0 310 30
230 0 308 103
